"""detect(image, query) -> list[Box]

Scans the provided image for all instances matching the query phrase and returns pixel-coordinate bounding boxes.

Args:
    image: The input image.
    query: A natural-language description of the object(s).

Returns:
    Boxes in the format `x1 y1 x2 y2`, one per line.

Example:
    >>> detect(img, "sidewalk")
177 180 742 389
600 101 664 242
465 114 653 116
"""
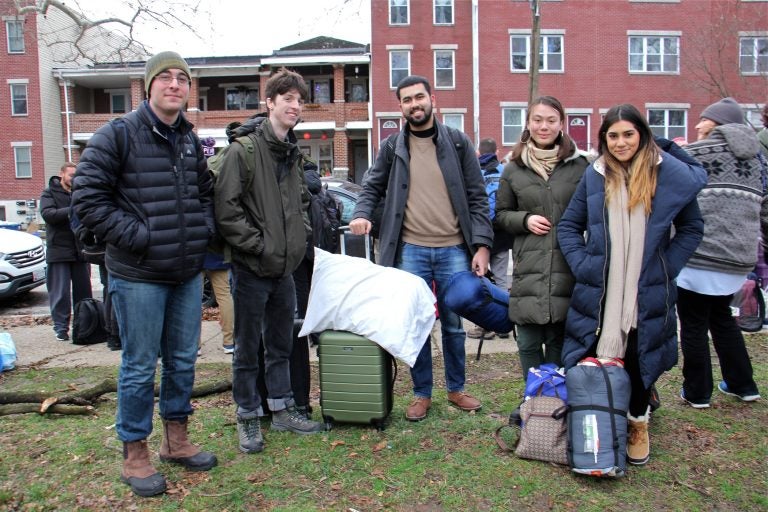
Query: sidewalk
5 319 517 369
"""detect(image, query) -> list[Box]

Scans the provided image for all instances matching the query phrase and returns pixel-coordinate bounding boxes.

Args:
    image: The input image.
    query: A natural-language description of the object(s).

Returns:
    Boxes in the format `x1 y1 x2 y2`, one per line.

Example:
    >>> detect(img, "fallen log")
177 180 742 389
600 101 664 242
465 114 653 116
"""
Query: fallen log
0 378 232 408
0 379 117 405
0 404 95 416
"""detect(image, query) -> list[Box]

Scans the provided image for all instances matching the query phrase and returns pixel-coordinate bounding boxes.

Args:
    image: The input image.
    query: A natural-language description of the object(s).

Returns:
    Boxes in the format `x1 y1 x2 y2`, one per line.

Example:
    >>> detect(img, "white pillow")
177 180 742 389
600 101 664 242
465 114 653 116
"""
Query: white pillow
299 248 435 367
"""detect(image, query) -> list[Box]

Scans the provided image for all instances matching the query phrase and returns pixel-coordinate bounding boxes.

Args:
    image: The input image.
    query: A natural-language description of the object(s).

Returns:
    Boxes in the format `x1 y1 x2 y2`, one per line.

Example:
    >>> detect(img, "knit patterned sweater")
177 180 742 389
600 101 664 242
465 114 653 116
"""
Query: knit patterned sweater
684 124 768 274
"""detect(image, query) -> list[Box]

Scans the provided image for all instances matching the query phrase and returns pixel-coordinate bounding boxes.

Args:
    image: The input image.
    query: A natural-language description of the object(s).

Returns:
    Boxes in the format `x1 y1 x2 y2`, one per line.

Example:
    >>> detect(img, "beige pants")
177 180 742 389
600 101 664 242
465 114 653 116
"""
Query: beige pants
204 268 234 347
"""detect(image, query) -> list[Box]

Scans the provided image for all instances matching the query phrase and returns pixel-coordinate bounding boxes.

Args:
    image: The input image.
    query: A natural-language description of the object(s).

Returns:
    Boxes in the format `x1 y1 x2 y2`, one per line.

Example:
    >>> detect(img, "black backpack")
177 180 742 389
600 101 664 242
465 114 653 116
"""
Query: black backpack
72 298 109 345
309 187 342 253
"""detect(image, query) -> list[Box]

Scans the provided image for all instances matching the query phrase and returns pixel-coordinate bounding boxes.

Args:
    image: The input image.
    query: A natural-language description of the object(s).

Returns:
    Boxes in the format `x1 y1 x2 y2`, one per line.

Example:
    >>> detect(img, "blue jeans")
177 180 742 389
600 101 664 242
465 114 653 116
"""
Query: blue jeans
231 263 296 418
396 242 470 398
110 275 202 442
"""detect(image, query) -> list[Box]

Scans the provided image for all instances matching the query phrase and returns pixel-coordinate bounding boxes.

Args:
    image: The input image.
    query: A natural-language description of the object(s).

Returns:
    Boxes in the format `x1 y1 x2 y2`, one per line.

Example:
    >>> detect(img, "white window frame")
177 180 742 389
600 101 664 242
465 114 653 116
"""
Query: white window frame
501 105 527 145
647 106 688 140
628 32 680 74
389 49 411 89
433 48 455 89
510 34 530 72
434 0 454 25
9 81 28 116
509 31 564 73
12 142 32 178
739 34 768 75
441 110 465 132
5 19 24 54
389 0 409 25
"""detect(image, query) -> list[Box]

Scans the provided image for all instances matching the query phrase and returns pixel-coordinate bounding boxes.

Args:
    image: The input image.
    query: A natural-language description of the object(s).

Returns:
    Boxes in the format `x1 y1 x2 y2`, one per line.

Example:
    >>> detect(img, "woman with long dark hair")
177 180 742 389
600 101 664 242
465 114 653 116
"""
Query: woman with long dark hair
496 96 588 376
558 104 706 466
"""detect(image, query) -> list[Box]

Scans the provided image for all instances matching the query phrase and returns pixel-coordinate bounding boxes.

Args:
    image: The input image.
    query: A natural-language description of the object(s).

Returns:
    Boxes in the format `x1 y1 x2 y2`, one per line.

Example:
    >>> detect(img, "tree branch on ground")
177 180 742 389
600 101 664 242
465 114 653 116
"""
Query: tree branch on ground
0 378 232 415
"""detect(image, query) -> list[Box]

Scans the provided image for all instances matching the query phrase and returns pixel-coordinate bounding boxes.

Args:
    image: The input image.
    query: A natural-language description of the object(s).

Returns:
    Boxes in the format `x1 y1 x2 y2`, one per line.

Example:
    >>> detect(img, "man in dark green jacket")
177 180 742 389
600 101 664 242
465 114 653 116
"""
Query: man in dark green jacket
214 68 324 455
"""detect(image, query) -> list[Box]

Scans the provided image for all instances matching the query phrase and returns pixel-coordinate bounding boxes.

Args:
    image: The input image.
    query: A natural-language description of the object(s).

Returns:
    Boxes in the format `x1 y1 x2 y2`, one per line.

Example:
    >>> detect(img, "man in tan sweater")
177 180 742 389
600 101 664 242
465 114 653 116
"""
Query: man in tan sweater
350 75 493 421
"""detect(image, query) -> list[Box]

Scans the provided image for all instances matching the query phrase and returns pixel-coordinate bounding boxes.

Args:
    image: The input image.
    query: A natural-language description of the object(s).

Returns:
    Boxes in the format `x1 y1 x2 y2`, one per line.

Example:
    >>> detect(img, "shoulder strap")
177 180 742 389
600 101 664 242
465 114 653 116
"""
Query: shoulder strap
235 135 257 191
111 118 129 169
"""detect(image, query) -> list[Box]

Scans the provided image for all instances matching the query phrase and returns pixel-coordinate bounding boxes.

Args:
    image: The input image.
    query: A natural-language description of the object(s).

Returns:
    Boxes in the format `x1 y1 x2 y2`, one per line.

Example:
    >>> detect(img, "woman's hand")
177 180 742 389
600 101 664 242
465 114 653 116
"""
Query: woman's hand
527 214 552 235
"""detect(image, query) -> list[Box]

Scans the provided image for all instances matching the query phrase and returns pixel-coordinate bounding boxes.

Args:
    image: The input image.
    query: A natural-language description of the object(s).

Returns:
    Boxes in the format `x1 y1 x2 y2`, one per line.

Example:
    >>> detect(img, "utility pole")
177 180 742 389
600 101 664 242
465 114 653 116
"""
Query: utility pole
529 0 541 104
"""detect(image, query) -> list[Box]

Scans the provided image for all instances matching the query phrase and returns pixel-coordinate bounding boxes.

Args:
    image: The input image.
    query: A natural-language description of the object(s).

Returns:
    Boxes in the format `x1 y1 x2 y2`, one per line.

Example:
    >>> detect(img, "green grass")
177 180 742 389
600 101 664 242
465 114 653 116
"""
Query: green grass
0 339 766 511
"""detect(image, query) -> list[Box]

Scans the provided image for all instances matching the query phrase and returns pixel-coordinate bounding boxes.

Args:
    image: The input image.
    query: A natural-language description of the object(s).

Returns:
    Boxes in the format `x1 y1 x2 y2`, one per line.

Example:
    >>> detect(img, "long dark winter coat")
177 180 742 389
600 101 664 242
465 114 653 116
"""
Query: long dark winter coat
557 150 706 388
495 149 588 324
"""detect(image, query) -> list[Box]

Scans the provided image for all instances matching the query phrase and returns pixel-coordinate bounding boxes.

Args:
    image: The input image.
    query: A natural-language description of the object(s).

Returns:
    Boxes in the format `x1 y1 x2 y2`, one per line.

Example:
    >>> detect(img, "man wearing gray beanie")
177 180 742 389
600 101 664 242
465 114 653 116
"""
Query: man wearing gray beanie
72 50 217 497
695 97 745 140
677 96 764 410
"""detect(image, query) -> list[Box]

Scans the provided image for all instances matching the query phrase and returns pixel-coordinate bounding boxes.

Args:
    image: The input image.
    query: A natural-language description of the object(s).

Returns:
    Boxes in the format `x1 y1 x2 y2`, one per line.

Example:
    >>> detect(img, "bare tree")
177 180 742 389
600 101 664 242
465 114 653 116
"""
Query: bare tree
682 0 767 109
11 0 201 64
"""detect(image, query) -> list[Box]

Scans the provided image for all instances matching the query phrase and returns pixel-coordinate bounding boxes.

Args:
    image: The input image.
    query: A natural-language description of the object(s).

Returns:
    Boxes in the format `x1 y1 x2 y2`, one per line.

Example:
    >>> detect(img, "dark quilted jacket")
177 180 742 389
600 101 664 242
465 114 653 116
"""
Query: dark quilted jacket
40 176 81 263
72 101 214 283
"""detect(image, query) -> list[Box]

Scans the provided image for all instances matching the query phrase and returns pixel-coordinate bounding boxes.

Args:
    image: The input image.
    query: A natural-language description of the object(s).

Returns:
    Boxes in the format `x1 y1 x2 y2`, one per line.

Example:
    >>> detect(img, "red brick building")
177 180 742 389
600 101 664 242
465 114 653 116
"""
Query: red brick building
370 0 767 155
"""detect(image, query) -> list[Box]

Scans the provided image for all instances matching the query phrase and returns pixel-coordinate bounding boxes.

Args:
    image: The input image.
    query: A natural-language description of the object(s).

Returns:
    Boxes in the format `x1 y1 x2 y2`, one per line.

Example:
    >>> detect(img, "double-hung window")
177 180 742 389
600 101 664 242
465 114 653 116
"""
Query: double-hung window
433 47 455 88
509 31 564 72
628 33 680 73
6 19 24 53
647 107 687 140
501 106 527 145
434 0 453 25
13 143 32 178
389 48 411 88
9 81 28 116
390 0 409 25
739 35 768 74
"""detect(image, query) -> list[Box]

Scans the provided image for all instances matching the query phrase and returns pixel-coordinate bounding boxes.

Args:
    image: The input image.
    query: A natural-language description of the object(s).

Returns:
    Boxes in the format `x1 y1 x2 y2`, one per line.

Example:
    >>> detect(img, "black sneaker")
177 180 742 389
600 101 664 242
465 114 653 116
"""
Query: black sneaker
237 416 264 453
55 332 69 341
271 406 325 434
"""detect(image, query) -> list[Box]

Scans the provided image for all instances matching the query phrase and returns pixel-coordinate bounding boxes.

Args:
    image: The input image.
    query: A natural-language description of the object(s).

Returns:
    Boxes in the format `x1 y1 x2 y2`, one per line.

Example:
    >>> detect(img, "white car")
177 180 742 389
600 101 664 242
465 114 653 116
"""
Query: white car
0 228 47 300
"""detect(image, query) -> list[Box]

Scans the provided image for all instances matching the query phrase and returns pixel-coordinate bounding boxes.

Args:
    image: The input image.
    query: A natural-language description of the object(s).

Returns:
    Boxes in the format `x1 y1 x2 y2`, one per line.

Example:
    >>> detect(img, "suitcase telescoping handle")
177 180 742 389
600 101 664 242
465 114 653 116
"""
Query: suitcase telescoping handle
338 225 371 260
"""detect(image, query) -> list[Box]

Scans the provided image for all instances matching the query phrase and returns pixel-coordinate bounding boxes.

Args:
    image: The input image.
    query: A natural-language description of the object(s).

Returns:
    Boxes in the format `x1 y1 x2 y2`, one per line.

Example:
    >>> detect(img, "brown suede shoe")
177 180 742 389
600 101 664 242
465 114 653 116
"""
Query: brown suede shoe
447 391 482 412
405 397 432 421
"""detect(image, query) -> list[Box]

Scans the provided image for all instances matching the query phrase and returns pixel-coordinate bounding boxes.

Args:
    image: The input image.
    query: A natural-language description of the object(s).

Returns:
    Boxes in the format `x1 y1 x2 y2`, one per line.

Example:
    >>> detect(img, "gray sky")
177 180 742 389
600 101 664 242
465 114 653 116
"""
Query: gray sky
73 0 371 57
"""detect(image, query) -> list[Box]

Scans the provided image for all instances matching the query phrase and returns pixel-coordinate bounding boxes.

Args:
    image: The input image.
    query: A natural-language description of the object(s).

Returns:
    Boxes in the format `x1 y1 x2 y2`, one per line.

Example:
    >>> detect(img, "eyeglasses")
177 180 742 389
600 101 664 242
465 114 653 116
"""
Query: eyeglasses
155 73 190 87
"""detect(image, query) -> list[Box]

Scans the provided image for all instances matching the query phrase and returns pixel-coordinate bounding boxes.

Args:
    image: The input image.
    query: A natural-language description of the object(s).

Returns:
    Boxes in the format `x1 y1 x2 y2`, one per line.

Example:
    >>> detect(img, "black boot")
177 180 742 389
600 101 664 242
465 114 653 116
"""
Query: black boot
106 335 122 351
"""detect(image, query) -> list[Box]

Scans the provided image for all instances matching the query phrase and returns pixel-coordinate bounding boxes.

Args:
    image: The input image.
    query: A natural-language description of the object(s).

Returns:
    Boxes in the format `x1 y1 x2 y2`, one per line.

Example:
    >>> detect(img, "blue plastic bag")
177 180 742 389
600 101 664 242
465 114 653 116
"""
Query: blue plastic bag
0 332 17 372
524 363 567 402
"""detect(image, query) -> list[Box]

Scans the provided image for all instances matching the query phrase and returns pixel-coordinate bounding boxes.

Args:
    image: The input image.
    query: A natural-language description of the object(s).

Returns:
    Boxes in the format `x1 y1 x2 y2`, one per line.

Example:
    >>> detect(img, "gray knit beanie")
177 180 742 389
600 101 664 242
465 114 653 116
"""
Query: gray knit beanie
144 51 191 96
700 97 744 126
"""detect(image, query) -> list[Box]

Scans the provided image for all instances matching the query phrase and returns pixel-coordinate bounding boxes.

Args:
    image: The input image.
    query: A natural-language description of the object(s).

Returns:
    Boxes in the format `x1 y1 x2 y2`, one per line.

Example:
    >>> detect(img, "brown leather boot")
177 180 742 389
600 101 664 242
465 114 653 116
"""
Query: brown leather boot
405 397 432 421
121 440 167 497
159 418 217 471
447 391 482 411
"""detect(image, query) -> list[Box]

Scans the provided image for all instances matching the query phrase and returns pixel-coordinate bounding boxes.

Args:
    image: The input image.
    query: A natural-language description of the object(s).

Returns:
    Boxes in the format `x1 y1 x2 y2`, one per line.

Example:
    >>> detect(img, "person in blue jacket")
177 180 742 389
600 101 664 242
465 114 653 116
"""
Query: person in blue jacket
558 104 706 467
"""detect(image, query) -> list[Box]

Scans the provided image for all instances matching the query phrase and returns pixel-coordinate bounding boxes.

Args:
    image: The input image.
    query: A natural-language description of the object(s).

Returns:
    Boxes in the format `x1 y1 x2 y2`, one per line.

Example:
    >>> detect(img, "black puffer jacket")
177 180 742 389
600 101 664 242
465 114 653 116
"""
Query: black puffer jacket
40 176 80 263
72 101 214 283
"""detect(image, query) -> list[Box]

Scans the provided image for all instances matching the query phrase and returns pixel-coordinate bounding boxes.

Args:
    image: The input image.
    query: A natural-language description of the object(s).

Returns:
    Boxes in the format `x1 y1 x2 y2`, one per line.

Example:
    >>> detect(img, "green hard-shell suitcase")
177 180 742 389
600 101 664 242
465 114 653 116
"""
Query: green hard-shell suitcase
318 228 395 429
318 330 395 429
